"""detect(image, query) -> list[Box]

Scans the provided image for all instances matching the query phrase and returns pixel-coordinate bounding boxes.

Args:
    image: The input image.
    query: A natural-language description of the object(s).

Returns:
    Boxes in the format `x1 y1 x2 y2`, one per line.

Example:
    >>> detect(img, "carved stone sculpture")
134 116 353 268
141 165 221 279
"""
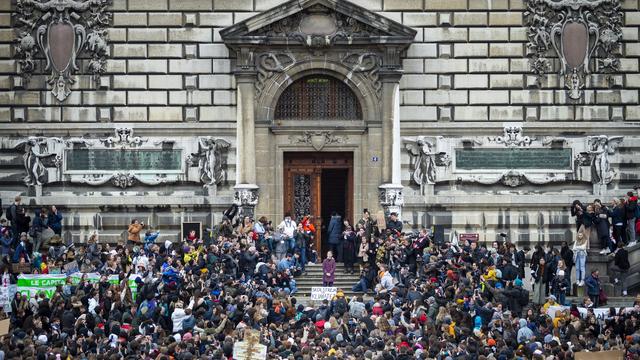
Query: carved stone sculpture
378 184 404 220
586 135 623 185
488 123 534 147
15 0 111 101
525 0 622 99
249 4 382 48
404 136 450 186
191 137 230 187
14 137 63 186
234 184 259 218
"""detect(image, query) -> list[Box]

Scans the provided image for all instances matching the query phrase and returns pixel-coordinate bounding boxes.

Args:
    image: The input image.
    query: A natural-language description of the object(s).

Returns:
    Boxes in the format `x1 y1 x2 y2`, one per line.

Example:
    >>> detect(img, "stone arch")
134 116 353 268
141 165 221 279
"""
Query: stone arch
256 59 381 125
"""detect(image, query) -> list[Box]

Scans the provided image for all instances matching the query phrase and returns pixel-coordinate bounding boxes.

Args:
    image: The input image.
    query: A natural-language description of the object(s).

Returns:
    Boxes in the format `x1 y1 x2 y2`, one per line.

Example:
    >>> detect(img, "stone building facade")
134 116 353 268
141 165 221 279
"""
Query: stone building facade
0 0 639 249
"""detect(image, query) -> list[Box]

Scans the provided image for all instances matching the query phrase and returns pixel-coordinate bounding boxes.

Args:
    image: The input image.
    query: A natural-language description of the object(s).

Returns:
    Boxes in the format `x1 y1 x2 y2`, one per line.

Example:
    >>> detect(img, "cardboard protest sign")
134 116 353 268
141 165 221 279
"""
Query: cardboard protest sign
310 287 337 301
575 350 623 360
12 263 31 274
0 319 9 336
233 329 267 360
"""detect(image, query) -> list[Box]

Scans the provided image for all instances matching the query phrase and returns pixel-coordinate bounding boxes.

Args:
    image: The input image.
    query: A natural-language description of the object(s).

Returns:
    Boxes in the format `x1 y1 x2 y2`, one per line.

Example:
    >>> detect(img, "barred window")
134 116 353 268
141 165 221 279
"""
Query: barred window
275 76 362 120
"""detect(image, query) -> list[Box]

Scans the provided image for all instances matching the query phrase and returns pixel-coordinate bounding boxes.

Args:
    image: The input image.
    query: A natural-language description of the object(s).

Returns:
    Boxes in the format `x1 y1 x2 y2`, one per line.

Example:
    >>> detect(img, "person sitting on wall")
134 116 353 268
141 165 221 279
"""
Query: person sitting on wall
127 219 145 246
386 212 403 234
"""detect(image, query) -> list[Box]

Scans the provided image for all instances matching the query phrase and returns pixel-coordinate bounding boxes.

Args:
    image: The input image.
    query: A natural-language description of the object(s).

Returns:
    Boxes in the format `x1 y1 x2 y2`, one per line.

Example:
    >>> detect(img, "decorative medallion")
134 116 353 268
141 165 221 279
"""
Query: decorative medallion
525 0 622 99
15 0 112 101
289 131 348 151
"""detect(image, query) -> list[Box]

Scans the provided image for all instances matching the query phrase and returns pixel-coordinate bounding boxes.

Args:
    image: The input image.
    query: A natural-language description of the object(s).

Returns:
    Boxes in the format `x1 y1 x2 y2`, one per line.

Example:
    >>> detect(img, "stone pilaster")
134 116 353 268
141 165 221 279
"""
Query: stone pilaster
234 71 259 215
379 70 404 219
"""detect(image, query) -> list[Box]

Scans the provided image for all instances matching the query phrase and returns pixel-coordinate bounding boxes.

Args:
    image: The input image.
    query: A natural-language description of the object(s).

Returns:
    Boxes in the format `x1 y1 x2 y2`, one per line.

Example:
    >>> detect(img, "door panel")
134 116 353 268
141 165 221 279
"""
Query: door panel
283 152 353 260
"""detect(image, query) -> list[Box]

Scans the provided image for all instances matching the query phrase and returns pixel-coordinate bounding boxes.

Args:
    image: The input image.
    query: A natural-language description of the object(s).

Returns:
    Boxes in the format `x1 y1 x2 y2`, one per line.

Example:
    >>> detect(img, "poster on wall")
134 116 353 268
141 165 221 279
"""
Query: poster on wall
181 222 202 241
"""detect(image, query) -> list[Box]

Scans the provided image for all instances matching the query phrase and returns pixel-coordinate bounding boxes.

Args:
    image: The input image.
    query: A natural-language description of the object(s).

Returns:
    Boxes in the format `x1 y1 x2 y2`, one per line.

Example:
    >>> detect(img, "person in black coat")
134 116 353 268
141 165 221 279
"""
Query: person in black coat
560 241 574 285
594 202 612 252
327 212 343 261
571 200 585 232
386 212 403 234
610 241 630 296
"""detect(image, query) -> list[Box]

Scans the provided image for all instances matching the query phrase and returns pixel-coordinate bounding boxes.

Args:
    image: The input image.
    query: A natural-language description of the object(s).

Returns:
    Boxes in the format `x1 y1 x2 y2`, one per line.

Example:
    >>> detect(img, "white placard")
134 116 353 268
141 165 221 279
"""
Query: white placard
310 287 337 301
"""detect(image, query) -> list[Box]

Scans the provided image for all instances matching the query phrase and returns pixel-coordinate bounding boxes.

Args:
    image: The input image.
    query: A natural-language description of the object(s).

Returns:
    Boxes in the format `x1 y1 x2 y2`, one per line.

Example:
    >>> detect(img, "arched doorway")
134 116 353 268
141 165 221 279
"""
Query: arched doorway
277 75 360 258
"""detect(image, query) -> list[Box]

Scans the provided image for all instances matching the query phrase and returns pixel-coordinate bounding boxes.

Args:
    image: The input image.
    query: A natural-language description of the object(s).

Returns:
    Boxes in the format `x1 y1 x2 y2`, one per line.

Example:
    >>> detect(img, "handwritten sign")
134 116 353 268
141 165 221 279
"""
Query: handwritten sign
64 260 79 274
12 263 31 274
234 329 267 360
310 287 337 301
0 319 9 336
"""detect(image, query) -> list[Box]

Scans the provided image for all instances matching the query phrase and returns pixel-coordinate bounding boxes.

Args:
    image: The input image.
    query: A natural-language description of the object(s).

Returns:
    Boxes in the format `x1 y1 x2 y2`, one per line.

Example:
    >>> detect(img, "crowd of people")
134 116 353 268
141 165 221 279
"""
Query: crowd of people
0 190 638 360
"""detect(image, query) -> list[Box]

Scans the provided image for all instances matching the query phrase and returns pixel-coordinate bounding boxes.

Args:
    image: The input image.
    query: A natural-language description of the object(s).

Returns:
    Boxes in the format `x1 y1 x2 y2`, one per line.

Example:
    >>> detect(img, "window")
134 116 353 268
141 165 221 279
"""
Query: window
275 76 362 120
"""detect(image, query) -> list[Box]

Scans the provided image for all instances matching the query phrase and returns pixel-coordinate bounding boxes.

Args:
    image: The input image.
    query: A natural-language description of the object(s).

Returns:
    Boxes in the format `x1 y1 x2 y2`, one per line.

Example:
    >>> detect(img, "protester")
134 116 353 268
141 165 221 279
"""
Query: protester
322 251 335 286
585 269 602 307
610 241 631 296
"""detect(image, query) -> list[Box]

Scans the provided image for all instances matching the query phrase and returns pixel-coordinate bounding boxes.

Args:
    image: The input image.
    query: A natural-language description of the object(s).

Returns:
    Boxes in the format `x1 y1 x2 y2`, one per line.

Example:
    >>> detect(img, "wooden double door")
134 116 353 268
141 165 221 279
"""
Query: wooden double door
283 152 353 258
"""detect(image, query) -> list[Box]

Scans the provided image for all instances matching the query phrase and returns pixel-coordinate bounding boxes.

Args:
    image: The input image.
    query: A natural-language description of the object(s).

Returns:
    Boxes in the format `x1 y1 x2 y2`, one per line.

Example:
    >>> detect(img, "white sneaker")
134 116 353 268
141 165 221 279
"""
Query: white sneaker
614 278 619 284
628 241 637 247
623 290 628 296
599 249 607 254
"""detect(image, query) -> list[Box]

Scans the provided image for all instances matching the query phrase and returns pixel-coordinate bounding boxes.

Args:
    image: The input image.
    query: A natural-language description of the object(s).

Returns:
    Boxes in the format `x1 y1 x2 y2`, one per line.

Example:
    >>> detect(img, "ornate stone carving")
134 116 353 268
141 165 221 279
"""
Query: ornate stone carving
234 184 259 218
14 0 112 101
342 53 382 98
99 128 147 148
256 52 296 96
111 172 135 189
249 5 383 47
586 135 623 185
463 170 566 188
488 123 535 147
190 137 230 188
289 131 348 151
404 136 449 186
14 136 64 186
74 172 172 189
378 184 404 220
525 0 622 99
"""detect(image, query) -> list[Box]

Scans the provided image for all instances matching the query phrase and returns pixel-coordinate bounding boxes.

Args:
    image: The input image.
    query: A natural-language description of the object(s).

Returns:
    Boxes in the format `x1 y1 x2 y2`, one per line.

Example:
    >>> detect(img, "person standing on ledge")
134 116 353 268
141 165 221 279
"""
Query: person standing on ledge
322 251 336 286
127 218 145 247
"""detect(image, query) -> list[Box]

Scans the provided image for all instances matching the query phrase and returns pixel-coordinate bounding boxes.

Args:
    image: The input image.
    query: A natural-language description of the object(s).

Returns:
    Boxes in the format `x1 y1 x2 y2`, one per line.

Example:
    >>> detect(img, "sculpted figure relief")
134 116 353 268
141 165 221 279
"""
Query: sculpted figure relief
587 135 623 185
195 138 230 187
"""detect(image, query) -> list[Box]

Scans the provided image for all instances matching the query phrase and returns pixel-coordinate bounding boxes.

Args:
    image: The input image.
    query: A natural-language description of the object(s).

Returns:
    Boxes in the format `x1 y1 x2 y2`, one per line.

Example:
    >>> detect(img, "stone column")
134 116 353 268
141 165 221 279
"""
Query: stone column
234 71 259 217
378 70 404 219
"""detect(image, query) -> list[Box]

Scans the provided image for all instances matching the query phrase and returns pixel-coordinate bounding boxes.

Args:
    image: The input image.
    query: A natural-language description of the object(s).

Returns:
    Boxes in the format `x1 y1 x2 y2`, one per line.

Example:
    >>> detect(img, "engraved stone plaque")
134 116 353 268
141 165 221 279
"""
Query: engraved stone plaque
455 148 572 170
65 149 182 172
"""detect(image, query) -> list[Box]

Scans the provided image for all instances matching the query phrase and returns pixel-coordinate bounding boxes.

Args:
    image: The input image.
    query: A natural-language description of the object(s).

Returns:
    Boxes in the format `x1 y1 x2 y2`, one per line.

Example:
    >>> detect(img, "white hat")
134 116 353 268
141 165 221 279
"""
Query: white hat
37 334 47 344
557 270 565 276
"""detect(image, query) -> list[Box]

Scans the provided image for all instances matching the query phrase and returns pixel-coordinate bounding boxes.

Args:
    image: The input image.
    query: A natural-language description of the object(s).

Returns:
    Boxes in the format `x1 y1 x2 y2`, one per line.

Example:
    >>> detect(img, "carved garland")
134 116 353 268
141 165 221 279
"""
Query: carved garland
525 0 622 100
14 0 111 102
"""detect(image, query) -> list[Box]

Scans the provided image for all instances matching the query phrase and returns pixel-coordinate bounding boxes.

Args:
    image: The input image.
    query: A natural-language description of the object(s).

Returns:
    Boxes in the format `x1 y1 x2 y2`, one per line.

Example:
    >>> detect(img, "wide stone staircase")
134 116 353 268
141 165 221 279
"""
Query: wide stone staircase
293 263 363 304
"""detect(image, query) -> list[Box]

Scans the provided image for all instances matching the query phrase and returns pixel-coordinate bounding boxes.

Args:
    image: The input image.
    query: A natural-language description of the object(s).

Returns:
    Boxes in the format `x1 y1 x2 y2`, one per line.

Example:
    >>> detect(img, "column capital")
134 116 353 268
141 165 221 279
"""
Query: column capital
378 69 404 83
233 70 257 83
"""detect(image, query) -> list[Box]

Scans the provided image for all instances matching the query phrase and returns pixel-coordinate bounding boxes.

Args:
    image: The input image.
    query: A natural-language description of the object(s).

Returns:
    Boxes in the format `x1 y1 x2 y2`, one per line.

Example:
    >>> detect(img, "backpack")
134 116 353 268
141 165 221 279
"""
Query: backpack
334 298 348 315
518 288 529 306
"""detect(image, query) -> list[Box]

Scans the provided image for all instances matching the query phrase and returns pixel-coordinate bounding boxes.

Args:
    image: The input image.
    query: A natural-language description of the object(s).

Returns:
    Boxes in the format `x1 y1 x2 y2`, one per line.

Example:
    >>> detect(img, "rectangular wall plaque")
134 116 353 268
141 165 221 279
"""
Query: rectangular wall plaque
455 148 572 170
65 149 182 172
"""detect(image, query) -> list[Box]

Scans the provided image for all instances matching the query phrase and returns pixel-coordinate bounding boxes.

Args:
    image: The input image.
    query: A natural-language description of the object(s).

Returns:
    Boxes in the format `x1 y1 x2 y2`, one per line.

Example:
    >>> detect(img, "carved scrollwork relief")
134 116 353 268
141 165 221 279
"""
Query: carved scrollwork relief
288 131 349 151
487 123 535 147
256 52 296 97
15 0 112 101
342 53 382 98
249 5 382 48
525 0 622 100
463 170 566 188
99 128 147 148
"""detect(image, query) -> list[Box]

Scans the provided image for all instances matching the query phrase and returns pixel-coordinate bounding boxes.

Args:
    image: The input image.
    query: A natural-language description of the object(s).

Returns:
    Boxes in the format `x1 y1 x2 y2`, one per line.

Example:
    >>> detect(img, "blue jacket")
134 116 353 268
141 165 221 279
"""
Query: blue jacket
327 216 342 245
48 211 63 235
0 235 12 256
585 274 600 296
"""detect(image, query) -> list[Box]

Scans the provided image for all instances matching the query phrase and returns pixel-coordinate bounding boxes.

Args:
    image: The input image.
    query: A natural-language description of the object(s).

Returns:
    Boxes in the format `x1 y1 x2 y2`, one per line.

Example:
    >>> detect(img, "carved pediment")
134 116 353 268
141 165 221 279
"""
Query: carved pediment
221 0 416 47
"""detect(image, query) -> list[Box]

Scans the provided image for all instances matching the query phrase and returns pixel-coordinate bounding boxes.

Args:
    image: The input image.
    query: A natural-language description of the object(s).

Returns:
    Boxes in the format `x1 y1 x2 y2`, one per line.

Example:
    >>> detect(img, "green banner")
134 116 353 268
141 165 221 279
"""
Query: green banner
17 273 139 300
